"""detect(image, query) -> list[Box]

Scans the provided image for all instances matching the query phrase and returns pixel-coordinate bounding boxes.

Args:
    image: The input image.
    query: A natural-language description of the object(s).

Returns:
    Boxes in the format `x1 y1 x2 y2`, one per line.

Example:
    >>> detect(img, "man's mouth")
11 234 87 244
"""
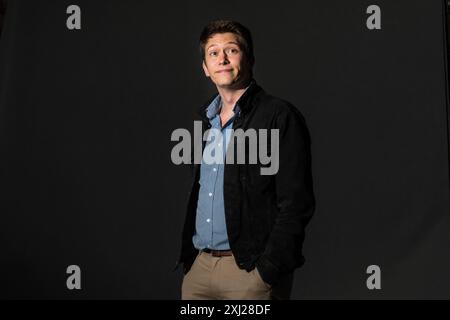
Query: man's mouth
216 69 233 73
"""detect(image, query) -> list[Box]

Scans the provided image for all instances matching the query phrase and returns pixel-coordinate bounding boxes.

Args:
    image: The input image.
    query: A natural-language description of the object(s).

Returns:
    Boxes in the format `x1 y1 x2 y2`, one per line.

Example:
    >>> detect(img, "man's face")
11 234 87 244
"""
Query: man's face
202 32 251 88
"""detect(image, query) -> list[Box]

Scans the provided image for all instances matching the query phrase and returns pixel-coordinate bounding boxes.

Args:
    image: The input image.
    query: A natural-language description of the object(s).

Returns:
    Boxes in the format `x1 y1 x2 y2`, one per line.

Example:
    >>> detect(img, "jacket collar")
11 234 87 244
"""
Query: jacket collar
197 79 262 122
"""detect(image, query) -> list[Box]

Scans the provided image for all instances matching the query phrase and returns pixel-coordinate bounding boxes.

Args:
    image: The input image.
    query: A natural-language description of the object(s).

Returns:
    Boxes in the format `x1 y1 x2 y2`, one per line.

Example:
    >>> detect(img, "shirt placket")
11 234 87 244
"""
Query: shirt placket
208 116 222 248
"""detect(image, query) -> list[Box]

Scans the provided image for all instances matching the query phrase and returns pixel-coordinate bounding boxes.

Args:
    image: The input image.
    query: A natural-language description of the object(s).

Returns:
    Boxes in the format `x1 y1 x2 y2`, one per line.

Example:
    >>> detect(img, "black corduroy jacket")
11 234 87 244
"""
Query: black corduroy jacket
176 80 315 286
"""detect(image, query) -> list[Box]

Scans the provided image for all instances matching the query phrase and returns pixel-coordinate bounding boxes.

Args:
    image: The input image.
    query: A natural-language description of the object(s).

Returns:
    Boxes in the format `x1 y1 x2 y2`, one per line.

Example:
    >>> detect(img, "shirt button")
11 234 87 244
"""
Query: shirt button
218 143 221 147
213 168 217 172
208 192 212 197
206 219 211 223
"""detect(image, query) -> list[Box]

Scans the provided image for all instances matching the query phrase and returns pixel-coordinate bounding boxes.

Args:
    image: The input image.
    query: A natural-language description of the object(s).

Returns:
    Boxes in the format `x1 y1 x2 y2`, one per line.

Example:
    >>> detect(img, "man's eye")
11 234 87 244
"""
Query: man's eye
209 51 218 57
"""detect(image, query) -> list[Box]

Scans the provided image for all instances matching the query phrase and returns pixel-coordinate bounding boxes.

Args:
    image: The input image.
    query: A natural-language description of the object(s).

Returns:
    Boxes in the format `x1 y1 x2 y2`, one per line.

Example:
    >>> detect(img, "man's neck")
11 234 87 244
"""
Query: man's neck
216 80 251 114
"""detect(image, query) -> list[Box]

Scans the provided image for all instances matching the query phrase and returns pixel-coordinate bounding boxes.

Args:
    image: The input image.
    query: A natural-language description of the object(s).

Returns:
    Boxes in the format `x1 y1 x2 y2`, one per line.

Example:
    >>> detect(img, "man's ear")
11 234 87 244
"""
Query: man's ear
202 60 210 77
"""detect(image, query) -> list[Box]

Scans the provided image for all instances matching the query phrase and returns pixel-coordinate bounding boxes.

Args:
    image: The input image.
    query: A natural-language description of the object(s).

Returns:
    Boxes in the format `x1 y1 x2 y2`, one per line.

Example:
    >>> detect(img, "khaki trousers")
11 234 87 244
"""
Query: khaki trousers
181 251 277 300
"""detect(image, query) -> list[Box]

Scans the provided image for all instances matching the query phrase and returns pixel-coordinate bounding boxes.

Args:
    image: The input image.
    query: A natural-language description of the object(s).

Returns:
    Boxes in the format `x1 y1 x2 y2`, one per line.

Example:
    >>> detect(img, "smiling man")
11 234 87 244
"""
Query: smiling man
176 20 315 300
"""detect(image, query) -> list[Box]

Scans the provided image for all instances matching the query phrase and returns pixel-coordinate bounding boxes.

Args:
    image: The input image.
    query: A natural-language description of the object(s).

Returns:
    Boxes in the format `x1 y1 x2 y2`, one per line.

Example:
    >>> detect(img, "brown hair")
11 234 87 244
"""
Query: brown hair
199 20 254 66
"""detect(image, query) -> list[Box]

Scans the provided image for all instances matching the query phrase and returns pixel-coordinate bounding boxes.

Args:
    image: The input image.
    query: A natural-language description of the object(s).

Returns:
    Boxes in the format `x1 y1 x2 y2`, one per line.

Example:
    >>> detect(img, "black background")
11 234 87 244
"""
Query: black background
0 0 449 299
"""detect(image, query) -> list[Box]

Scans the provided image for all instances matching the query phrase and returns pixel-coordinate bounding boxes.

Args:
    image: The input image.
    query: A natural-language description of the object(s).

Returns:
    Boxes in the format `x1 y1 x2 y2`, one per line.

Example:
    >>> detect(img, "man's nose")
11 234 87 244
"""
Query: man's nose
218 51 229 65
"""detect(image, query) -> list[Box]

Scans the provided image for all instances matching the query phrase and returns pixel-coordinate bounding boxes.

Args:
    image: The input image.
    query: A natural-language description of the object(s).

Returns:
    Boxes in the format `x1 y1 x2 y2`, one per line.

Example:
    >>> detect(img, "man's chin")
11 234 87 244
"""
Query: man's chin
212 76 235 86
214 77 248 90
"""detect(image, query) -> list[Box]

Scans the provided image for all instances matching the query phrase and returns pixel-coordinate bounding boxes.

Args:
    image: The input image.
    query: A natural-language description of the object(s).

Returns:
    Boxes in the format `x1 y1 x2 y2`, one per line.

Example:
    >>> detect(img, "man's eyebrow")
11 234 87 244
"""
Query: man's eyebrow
206 42 240 50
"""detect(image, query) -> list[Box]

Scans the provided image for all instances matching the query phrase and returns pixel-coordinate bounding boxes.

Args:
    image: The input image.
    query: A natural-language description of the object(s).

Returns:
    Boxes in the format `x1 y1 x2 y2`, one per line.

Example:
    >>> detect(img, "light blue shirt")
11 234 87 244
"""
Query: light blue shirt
192 94 240 250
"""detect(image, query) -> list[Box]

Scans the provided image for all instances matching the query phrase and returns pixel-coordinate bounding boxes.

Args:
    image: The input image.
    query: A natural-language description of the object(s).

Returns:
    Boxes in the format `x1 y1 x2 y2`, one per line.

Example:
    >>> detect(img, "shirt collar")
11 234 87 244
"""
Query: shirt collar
205 85 251 120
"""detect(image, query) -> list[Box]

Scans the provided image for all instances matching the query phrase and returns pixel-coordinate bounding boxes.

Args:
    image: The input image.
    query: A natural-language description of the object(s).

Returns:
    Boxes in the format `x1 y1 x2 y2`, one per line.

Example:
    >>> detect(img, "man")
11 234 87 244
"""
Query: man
175 20 315 300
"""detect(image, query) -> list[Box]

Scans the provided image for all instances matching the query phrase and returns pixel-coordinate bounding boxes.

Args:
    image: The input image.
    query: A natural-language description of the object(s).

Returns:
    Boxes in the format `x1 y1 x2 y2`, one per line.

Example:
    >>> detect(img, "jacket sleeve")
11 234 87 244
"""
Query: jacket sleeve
255 103 316 286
